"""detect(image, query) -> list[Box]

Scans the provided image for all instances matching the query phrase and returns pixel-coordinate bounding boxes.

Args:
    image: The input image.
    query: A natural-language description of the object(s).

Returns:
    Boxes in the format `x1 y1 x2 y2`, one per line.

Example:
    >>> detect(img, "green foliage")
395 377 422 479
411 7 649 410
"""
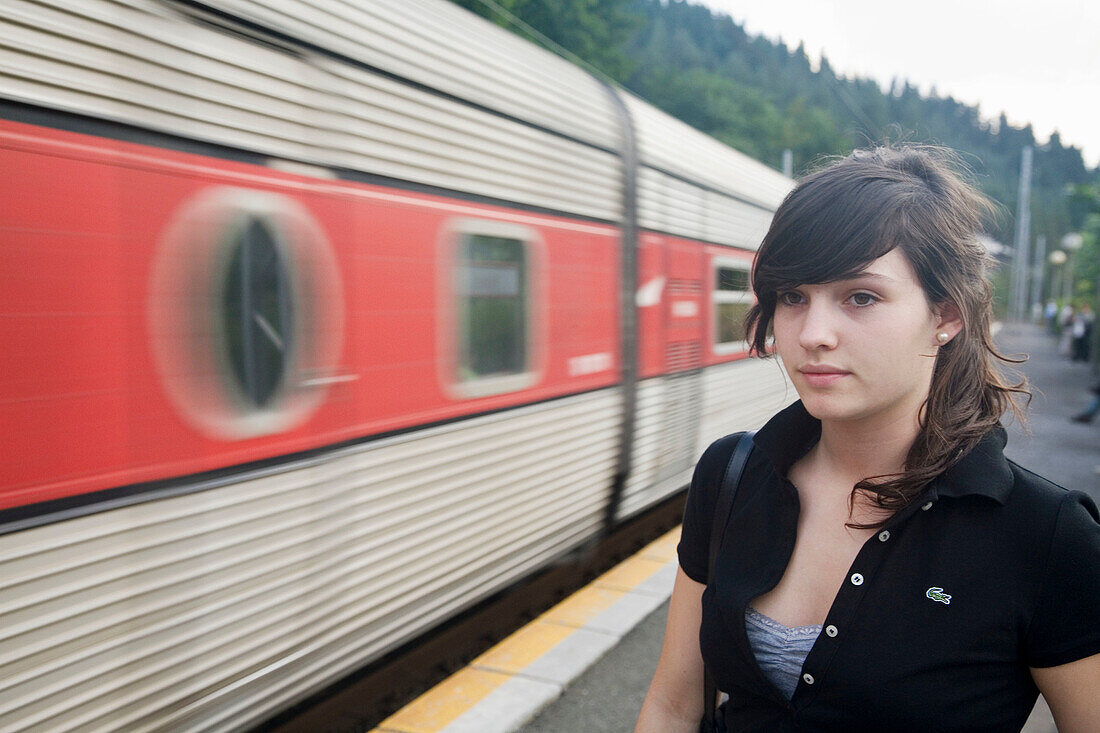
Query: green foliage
449 0 642 79
1067 185 1100 308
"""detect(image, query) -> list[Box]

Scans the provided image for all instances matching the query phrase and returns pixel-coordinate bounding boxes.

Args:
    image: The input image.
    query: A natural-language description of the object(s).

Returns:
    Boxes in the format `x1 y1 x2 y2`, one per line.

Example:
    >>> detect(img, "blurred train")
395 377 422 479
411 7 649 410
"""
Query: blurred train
0 0 794 730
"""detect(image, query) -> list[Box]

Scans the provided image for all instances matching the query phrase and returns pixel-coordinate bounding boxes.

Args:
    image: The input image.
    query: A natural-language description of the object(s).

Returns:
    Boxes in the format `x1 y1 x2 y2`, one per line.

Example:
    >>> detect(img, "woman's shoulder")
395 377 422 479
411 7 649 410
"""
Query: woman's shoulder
1004 464 1100 668
678 431 759 583
1005 460 1098 517
694 432 757 486
938 427 1096 524
1003 462 1100 539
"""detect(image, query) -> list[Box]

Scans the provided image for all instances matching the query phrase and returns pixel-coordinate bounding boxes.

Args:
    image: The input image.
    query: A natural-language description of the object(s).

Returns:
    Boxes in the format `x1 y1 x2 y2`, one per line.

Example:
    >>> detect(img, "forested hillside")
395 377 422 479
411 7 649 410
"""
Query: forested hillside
450 0 1097 250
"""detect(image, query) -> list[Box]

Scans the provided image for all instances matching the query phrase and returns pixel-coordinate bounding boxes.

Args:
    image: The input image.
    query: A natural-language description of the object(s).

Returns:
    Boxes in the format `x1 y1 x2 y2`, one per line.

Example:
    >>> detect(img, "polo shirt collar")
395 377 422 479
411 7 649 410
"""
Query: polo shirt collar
752 400 1015 504
752 400 820 477
930 425 1014 504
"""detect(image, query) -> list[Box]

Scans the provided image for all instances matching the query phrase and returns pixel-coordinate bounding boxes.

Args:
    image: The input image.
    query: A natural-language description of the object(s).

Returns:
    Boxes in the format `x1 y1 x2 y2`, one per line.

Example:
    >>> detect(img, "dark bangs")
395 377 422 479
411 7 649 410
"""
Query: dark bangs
746 160 931 355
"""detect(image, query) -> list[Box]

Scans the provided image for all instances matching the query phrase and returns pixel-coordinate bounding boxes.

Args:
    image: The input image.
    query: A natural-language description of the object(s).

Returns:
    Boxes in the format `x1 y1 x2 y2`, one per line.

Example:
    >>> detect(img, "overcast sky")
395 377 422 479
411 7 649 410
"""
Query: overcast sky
701 0 1100 168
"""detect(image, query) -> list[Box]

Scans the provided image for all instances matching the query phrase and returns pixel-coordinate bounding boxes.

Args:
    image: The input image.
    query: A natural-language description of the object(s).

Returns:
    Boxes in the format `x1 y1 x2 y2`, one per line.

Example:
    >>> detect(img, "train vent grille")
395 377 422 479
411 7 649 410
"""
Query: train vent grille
658 340 703 478
668 278 702 295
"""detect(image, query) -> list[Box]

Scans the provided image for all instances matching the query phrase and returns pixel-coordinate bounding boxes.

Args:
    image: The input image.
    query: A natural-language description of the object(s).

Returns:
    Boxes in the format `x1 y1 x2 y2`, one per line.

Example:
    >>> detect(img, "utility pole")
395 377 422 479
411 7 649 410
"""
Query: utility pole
1031 234 1046 320
1010 146 1033 321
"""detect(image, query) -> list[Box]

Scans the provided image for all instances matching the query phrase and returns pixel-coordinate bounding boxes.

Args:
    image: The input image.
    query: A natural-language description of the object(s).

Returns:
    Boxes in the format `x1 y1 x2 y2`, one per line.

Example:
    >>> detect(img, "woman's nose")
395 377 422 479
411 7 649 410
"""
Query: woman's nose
798 301 840 350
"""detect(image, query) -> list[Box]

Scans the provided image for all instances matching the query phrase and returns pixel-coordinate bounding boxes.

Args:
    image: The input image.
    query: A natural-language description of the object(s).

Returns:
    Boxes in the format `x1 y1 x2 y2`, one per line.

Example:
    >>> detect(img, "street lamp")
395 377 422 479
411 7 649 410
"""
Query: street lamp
1049 249 1067 303
1061 233 1084 303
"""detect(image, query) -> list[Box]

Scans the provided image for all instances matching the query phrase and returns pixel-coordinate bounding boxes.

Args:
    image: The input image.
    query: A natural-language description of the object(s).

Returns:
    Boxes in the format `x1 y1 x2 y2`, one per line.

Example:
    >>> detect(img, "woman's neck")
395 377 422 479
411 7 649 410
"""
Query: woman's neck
814 406 922 485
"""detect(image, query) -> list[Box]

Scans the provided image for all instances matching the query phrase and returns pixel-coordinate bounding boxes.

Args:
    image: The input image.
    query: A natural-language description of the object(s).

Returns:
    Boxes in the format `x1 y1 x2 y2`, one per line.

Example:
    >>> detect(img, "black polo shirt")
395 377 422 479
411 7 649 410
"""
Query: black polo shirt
679 401 1100 732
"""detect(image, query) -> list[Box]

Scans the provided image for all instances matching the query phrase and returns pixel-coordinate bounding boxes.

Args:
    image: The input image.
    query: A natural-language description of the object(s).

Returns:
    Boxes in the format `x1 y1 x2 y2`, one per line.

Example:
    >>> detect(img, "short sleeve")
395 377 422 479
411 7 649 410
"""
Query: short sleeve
677 433 746 584
1024 491 1100 668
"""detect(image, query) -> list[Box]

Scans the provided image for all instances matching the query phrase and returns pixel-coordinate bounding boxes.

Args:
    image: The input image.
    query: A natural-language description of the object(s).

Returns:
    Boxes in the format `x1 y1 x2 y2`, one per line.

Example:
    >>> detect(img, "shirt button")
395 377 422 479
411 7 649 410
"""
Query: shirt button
850 573 864 586
803 673 815 685
825 625 838 637
878 530 891 542
922 501 933 511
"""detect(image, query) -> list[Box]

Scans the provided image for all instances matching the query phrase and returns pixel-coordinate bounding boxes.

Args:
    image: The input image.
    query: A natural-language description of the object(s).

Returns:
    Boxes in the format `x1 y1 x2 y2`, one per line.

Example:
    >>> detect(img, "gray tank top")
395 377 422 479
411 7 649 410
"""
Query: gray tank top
744 606 822 700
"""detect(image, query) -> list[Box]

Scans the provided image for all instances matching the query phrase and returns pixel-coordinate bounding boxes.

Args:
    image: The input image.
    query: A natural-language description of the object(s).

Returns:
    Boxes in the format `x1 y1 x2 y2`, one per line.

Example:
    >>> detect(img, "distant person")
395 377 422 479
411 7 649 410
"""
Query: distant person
1045 299 1058 333
1071 380 1100 424
1071 303 1094 362
1059 303 1076 356
635 146 1100 733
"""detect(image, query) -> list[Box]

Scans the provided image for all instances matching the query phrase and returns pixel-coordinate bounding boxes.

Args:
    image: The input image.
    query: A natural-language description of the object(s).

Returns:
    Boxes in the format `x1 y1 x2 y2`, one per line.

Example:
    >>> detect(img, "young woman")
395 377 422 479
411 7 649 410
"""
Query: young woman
635 146 1100 732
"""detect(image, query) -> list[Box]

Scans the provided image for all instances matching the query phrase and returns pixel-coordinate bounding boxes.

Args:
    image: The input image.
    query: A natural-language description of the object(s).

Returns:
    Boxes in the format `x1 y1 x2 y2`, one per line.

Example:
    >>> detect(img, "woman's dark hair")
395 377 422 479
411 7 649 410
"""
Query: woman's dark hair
745 145 1028 527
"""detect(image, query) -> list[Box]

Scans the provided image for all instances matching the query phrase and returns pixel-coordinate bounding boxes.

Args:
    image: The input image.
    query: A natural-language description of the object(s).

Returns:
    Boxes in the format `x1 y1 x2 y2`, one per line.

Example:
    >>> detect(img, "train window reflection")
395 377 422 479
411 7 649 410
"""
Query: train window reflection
713 260 752 353
222 217 294 406
457 234 528 380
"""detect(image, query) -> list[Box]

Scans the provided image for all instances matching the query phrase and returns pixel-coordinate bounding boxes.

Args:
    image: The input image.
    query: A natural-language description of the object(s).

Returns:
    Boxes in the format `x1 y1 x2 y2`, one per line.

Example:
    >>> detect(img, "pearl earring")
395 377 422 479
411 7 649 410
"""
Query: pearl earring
936 332 950 344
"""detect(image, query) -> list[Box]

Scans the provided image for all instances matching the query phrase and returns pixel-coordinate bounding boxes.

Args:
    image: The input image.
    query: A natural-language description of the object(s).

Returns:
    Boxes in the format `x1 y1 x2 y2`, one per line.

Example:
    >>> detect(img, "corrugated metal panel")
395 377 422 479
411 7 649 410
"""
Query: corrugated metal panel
624 90 793 212
619 363 702 522
657 341 703 476
617 358 791 521
702 190 776 251
0 0 621 220
0 390 621 733
2 0 327 158
636 167 669 234
316 58 619 219
188 0 621 152
637 165 779 248
620 378 665 510
697 357 795 452
660 176 709 242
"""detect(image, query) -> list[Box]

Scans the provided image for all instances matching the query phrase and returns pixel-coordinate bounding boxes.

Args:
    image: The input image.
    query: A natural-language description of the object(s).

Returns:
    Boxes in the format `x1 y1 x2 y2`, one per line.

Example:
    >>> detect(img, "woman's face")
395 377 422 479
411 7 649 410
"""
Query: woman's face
772 248 957 427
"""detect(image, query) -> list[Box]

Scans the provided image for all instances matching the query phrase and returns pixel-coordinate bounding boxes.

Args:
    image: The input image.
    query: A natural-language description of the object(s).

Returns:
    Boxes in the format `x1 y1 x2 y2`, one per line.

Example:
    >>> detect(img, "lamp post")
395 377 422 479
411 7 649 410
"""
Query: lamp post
1010 147 1033 321
1030 235 1046 320
1049 249 1067 303
1061 233 1084 303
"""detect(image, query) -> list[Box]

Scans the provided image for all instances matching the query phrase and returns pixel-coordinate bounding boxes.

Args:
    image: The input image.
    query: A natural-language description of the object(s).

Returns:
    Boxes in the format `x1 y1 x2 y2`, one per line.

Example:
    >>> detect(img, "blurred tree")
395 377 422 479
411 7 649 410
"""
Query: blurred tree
1067 185 1100 307
450 0 642 80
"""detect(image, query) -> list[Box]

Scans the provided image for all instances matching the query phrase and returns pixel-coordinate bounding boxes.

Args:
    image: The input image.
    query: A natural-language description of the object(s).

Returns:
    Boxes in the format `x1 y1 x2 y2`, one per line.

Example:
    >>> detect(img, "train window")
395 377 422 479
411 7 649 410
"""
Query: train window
221 217 294 407
443 220 542 398
150 187 345 440
458 234 528 378
712 259 753 354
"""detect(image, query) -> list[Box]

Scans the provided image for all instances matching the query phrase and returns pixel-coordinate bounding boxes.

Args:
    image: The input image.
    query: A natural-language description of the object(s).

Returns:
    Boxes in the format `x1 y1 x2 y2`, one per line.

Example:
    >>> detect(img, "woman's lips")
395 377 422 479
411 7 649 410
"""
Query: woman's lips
799 367 850 387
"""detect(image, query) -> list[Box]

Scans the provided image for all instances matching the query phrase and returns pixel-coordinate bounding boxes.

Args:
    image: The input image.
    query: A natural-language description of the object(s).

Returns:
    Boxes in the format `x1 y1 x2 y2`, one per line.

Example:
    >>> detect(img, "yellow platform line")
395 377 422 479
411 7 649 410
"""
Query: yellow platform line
471 621 577 674
371 526 681 733
374 667 513 733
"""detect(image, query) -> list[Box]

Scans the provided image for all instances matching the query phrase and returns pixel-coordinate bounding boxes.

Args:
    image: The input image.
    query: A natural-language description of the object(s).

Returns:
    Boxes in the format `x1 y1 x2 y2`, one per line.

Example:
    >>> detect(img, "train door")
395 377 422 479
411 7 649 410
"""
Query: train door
654 236 704 484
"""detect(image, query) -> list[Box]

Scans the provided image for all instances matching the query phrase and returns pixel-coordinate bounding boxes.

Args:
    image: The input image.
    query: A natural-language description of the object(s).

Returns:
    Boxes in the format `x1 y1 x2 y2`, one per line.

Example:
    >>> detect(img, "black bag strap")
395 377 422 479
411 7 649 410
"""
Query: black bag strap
702 431 755 732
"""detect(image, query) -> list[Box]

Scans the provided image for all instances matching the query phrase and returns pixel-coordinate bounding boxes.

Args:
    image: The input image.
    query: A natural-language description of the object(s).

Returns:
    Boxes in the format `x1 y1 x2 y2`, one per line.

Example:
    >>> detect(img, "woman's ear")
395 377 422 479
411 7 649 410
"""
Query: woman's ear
934 302 963 343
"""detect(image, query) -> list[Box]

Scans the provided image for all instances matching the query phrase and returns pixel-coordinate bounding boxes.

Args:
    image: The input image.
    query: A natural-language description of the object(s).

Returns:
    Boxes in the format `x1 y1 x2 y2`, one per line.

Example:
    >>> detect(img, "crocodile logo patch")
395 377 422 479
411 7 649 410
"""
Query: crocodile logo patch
926 587 952 605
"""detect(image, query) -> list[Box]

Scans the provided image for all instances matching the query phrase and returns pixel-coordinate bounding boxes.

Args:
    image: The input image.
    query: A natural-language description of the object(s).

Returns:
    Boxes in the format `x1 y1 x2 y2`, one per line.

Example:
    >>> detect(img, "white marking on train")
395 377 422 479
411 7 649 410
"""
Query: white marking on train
253 312 285 350
567 353 613 376
671 300 699 318
299 374 359 387
636 276 665 307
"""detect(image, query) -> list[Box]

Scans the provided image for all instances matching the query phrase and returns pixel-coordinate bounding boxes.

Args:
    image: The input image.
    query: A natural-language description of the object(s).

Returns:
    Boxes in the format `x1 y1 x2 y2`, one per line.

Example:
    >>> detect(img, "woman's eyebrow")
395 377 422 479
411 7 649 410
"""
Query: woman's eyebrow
844 272 895 283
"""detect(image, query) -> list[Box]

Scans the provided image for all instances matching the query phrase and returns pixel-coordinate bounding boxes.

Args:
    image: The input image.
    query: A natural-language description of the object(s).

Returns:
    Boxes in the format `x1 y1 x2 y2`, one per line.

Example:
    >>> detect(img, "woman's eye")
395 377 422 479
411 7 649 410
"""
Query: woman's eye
778 291 803 306
850 292 877 306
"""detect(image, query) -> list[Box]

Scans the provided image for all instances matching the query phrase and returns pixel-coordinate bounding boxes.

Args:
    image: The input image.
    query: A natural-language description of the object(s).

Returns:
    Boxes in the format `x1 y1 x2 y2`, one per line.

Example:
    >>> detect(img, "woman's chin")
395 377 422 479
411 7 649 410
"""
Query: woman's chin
795 392 866 423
